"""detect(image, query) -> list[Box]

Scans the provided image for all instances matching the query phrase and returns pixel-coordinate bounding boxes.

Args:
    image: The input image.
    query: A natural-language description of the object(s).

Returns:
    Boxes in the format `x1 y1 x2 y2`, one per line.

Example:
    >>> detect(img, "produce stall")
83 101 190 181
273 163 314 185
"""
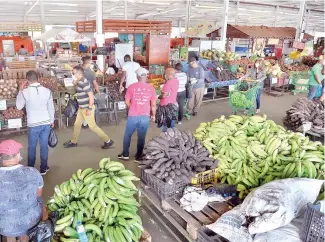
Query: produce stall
138 114 324 241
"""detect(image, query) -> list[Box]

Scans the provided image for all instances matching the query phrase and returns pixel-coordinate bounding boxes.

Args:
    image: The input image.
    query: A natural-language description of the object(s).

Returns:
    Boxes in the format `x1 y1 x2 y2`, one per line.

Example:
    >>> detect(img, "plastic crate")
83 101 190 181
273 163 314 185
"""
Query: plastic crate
302 203 324 242
140 169 188 199
229 81 260 115
191 169 218 185
197 227 230 242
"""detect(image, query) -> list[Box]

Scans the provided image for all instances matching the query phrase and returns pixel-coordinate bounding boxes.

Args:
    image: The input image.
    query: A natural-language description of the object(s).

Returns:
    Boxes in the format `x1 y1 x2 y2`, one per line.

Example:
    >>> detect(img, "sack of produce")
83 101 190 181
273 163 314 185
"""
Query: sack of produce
253 215 304 242
48 128 58 148
141 128 218 184
206 205 253 242
47 158 143 242
242 178 323 234
155 104 178 129
27 212 58 242
63 98 78 118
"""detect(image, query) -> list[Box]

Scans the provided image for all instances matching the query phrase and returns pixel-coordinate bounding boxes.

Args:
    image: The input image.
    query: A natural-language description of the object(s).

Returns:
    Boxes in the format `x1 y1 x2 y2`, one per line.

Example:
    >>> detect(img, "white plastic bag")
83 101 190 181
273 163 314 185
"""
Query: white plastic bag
105 67 116 75
207 205 253 242
242 178 323 234
253 216 304 242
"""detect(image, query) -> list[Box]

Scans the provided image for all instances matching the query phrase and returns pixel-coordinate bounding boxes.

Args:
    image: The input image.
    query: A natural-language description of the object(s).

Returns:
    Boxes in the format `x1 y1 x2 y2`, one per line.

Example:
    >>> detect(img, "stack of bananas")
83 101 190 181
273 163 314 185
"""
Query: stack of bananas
47 158 142 242
195 115 324 198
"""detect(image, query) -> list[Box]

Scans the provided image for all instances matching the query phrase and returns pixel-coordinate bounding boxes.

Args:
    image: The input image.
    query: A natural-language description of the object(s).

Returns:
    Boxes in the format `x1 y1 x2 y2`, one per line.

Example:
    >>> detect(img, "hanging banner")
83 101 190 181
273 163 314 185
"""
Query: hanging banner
300 40 314 56
253 39 266 56
267 39 279 45
292 41 305 50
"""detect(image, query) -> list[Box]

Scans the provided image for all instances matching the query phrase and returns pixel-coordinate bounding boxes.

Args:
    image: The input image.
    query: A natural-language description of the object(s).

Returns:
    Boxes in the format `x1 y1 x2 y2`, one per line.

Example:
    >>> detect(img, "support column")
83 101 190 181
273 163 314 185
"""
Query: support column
185 0 191 46
96 0 105 71
295 0 306 41
220 0 229 42
235 1 239 25
178 20 182 37
124 0 127 20
274 6 279 27
40 0 45 33
304 9 310 33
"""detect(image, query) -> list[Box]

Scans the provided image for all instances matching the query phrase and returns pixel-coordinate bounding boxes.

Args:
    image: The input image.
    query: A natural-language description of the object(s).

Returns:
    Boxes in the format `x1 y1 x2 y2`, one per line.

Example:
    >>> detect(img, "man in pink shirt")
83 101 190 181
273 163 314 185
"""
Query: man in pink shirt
118 67 157 161
159 68 179 131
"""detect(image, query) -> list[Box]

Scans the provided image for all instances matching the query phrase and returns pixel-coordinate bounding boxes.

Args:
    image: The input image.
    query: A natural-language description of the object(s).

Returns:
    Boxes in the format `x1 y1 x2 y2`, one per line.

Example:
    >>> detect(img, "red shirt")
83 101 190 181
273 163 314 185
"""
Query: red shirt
160 78 179 106
125 82 156 116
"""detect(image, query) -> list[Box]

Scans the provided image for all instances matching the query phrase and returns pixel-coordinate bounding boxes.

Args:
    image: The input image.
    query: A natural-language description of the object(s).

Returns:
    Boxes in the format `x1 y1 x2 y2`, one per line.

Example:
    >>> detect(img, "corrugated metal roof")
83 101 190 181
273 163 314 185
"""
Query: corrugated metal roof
210 24 313 39
230 25 313 39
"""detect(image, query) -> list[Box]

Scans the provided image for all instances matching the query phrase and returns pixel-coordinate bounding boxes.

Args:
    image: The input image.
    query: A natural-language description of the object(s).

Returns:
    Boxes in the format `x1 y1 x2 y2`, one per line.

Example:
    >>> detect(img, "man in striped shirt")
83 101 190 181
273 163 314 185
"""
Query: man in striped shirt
63 66 114 149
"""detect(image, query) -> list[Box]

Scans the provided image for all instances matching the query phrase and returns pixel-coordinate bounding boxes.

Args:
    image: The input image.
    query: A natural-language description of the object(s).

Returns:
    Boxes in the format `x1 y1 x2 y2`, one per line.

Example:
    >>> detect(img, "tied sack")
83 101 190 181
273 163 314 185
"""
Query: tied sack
206 205 253 242
48 128 58 148
242 178 323 235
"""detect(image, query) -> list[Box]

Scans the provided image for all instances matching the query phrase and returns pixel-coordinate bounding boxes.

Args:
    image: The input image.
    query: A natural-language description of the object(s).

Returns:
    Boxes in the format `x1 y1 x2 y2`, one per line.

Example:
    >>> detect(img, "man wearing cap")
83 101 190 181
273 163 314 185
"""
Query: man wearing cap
118 67 156 161
159 68 179 131
16 70 55 175
308 55 324 100
187 57 205 116
0 140 45 242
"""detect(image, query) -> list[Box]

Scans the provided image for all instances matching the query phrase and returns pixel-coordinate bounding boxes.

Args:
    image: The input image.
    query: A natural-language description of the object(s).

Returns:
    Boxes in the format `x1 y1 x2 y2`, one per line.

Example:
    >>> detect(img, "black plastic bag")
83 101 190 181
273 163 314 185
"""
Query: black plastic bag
48 128 58 148
64 98 78 118
155 104 178 128
185 82 192 99
28 212 58 242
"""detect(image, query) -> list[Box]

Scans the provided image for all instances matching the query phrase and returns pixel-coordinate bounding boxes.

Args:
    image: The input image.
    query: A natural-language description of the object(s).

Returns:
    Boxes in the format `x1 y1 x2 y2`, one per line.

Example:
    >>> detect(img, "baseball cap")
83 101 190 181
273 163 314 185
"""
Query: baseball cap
189 56 197 62
136 67 149 77
0 140 22 156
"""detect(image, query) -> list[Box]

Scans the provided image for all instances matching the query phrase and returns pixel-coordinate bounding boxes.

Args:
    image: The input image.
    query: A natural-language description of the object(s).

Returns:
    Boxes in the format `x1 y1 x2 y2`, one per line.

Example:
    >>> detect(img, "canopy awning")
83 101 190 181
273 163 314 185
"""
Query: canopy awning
35 28 91 43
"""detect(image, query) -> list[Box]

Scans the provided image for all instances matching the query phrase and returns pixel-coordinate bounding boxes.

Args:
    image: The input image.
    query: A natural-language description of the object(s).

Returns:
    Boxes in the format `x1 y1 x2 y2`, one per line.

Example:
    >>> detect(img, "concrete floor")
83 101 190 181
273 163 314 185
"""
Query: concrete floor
7 92 301 241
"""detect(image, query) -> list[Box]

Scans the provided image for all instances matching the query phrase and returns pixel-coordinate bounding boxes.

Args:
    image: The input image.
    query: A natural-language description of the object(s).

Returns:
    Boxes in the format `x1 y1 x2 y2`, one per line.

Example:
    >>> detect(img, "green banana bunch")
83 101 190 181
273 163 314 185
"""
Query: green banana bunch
195 115 325 199
47 158 142 242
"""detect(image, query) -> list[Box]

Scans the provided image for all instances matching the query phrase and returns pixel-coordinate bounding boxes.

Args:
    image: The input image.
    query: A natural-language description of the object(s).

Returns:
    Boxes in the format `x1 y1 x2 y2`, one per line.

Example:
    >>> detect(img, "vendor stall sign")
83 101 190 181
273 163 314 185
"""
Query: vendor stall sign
253 39 266 56
0 100 6 110
118 101 126 110
96 47 108 55
267 39 279 45
292 41 305 50
8 118 22 129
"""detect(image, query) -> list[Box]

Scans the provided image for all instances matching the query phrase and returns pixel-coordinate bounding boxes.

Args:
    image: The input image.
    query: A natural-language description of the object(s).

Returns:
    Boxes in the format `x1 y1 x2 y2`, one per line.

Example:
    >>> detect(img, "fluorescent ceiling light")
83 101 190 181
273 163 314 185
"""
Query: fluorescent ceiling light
195 4 222 9
49 3 78 7
144 1 170 5
104 7 119 12
50 10 79 12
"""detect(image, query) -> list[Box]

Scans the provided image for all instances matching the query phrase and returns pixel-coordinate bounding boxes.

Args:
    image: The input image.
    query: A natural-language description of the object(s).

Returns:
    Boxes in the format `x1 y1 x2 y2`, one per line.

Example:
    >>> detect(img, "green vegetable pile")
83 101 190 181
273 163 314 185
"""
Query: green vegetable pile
195 115 325 199
47 158 142 242
230 91 254 108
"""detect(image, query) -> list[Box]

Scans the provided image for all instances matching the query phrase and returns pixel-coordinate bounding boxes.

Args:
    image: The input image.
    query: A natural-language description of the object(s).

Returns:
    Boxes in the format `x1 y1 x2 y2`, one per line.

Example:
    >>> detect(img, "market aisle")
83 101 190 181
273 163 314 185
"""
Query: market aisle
8 92 302 241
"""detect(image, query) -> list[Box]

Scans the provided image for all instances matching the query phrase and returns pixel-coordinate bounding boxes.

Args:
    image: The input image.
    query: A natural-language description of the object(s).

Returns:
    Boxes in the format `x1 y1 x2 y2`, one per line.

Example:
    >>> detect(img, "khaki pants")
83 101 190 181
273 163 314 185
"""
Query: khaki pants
187 87 205 113
71 106 109 144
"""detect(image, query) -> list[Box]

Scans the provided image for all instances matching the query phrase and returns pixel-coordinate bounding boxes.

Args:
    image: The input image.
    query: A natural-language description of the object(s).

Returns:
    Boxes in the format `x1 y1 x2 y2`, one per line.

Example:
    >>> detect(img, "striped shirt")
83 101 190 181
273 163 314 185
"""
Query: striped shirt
76 78 92 109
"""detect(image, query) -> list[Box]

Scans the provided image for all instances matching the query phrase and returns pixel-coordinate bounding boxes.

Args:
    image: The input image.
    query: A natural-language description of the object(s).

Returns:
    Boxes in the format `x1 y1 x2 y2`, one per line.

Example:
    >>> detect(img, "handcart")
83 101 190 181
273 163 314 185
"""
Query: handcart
229 80 260 116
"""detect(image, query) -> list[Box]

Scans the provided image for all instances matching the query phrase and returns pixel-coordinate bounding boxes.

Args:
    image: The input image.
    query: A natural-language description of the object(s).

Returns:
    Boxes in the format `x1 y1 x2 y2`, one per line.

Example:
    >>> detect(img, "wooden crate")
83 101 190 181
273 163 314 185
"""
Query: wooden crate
140 183 238 241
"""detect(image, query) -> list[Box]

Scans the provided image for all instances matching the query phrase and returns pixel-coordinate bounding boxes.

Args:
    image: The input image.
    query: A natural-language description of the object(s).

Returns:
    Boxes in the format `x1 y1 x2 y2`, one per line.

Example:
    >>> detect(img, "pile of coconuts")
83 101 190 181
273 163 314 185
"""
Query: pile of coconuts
0 79 18 99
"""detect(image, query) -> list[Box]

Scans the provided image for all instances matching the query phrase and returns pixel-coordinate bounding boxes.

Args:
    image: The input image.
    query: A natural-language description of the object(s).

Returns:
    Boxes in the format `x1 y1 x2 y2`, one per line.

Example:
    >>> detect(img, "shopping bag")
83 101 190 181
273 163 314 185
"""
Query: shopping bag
48 128 58 148
27 212 58 242
64 98 78 118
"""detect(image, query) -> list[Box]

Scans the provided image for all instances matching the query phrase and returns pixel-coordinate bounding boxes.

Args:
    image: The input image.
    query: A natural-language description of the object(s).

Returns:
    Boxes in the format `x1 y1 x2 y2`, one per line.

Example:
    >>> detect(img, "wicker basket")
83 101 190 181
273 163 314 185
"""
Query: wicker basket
197 227 229 242
140 169 188 199
301 203 324 242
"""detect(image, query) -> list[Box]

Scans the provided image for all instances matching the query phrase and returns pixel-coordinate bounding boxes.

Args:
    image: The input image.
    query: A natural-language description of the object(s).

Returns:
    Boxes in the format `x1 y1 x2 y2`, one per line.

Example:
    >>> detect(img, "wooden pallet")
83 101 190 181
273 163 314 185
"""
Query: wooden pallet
140 183 238 241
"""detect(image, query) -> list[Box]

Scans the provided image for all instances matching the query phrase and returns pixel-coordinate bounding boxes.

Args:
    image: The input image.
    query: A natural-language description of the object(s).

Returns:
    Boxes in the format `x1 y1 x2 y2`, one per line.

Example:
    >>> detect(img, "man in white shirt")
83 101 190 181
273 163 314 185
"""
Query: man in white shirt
119 54 140 93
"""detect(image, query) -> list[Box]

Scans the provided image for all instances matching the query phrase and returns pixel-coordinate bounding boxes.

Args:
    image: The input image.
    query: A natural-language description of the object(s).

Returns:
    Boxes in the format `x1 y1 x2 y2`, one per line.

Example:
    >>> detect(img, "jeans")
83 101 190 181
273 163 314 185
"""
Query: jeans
71 106 109 144
122 116 150 157
162 120 175 132
256 87 263 109
308 85 319 100
177 91 186 122
28 124 51 171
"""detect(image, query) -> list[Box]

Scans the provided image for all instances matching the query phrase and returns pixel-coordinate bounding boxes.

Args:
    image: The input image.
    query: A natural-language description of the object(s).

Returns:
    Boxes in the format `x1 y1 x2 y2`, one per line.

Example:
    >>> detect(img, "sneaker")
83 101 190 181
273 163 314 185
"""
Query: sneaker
256 109 261 114
178 121 182 124
102 140 114 149
40 167 50 176
193 112 197 116
82 125 89 129
118 153 130 160
134 154 145 163
63 141 78 148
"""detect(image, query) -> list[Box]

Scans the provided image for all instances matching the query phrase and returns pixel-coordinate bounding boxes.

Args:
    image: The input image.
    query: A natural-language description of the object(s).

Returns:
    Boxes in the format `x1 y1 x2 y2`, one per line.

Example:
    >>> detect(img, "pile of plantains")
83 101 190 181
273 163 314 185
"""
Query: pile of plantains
139 128 218 184
283 97 324 135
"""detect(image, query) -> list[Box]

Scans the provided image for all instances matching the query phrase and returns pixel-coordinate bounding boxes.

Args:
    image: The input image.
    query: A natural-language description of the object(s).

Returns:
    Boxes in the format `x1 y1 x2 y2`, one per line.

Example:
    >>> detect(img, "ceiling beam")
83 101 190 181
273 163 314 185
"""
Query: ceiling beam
25 0 40 16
